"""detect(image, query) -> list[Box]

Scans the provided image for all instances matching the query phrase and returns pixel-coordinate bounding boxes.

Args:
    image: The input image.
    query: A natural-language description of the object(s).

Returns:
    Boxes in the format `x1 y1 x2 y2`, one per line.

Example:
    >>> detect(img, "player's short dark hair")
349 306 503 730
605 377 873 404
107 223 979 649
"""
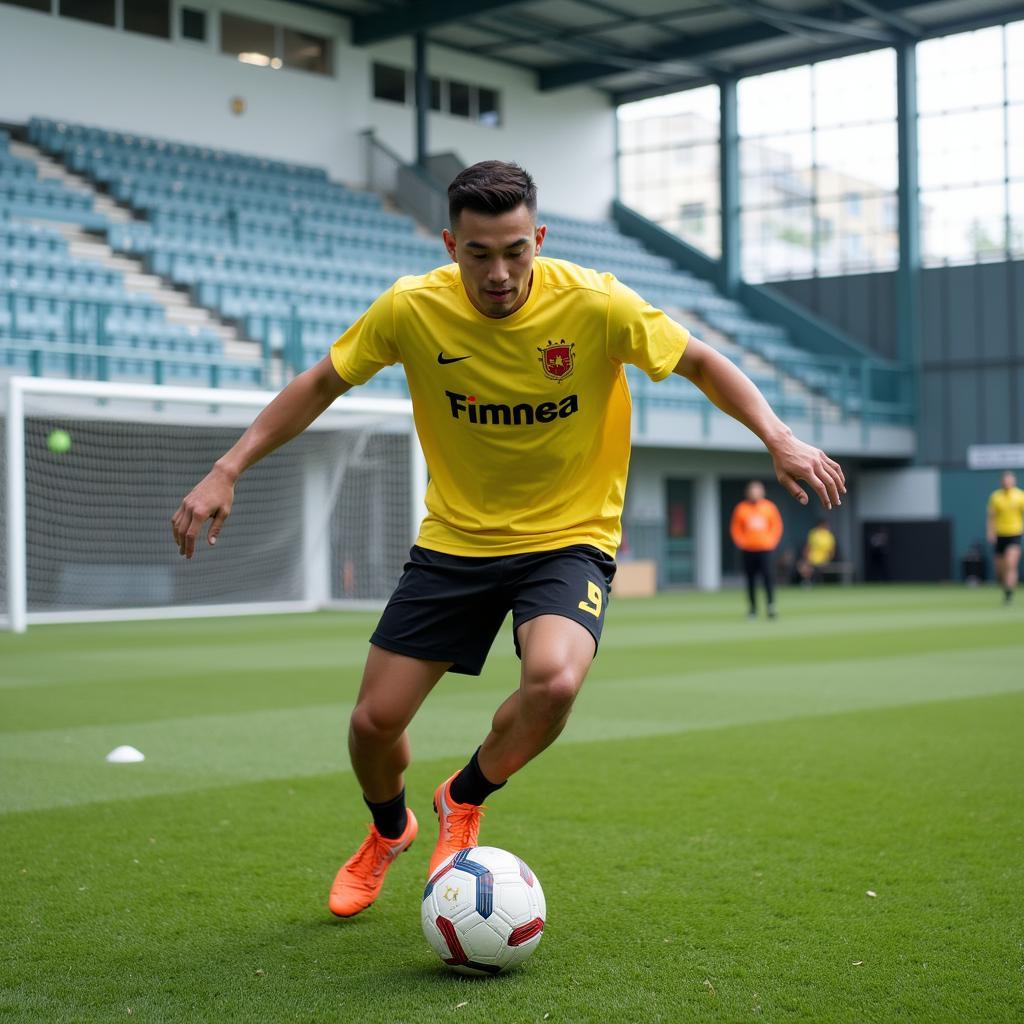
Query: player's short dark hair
448 161 537 226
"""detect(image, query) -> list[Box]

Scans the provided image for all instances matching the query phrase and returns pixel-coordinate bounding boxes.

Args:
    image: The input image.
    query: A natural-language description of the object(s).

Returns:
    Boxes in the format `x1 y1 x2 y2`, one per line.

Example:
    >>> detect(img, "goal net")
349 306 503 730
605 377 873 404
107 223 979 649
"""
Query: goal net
2 377 424 632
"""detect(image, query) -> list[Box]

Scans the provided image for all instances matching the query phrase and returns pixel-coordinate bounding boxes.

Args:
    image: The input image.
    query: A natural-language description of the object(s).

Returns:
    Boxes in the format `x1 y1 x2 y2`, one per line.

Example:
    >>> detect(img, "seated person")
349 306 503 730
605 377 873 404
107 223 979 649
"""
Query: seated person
798 519 836 583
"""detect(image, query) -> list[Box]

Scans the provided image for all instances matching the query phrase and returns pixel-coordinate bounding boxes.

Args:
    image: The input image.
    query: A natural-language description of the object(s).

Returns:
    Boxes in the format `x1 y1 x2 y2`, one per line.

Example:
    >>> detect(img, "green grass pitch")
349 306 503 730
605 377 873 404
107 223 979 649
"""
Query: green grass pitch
2 586 1022 1023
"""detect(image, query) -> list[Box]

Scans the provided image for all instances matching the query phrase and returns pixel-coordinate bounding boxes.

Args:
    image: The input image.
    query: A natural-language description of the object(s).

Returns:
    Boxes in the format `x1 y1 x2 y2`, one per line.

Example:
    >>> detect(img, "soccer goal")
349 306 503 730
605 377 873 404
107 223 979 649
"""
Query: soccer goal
1 376 425 633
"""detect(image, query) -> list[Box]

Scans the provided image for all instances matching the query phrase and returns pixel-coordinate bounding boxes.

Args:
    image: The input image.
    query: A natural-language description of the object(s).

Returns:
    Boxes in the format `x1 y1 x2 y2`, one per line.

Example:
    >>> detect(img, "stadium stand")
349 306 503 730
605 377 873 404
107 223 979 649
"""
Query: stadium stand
2 116 894 425
0 125 263 387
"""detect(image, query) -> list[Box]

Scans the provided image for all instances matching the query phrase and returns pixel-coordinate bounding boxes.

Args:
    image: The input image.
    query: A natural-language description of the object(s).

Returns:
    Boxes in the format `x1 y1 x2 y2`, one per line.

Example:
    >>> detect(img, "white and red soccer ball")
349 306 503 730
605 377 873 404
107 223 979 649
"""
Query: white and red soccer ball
421 846 546 975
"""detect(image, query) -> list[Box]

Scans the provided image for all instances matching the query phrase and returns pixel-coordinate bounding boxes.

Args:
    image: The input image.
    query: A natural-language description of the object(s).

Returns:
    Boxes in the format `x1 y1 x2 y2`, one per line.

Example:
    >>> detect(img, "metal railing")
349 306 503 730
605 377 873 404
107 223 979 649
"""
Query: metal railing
363 130 449 235
611 199 915 436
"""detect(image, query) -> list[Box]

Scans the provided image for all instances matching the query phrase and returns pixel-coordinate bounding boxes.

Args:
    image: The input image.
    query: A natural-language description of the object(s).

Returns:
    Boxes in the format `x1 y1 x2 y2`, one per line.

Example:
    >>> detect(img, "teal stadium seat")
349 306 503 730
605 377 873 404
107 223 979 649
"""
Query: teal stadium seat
13 116 850 408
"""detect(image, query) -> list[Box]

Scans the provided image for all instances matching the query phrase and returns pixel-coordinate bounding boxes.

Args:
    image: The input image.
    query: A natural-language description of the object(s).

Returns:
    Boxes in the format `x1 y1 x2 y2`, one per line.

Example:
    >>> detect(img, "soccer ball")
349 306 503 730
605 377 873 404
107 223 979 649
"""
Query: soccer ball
421 846 546 975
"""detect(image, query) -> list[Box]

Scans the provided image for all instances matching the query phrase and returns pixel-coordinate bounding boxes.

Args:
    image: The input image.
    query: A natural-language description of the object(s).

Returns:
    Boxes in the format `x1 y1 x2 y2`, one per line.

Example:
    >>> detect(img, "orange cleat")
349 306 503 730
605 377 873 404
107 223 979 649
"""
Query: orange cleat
427 773 485 877
328 809 418 918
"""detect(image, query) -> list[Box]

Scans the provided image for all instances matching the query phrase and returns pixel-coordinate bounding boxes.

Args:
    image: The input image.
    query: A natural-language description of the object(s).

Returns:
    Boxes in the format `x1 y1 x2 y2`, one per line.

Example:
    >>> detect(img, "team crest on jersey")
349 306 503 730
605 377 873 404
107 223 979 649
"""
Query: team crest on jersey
538 340 575 381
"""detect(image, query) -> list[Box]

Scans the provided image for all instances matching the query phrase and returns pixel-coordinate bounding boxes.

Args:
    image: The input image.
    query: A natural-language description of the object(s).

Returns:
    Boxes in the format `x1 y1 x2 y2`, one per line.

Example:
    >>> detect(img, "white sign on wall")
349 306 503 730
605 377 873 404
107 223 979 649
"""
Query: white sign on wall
967 444 1024 470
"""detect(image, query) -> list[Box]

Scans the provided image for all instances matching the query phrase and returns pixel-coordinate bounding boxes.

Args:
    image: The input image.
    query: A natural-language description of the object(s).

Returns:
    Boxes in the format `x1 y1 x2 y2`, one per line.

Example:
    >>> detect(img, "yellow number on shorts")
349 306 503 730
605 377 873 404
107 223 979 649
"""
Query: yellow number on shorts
578 580 603 618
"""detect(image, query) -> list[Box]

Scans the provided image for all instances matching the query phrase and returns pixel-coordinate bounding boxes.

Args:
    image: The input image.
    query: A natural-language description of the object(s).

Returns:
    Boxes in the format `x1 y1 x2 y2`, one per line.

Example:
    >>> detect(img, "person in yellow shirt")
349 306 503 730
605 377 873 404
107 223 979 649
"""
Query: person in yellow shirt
170 161 845 918
798 519 836 584
987 470 1024 604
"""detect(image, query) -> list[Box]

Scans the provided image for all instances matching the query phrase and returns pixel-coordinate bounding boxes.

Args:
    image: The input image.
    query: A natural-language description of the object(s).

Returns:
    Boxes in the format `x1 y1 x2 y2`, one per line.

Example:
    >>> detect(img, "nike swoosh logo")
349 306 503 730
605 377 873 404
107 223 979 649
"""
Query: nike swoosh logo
437 352 471 365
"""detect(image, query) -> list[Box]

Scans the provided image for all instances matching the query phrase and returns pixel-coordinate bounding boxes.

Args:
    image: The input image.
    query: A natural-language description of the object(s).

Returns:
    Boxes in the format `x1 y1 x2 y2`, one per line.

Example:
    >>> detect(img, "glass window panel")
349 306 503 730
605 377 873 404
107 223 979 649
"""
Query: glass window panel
741 133 813 181
1010 181 1024 257
741 134 813 211
814 201 842 275
180 6 205 41
372 63 407 104
221 13 275 65
1008 20 1024 102
815 124 897 195
3 0 52 11
449 80 470 118
617 116 642 151
283 29 331 75
816 197 898 276
1009 103 1024 180
59 0 115 26
814 49 896 127
919 108 1006 189
618 86 719 141
739 66 812 137
737 49 899 279
124 0 169 38
918 26 1005 114
921 184 1008 265
477 88 500 126
673 198 720 255
742 202 815 281
617 85 722 257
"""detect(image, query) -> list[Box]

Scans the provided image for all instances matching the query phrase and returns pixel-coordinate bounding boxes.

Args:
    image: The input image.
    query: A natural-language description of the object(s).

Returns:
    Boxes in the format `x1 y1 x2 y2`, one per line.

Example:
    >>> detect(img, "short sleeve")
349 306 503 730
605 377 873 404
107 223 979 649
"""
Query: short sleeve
987 491 998 513
606 278 689 382
329 286 399 386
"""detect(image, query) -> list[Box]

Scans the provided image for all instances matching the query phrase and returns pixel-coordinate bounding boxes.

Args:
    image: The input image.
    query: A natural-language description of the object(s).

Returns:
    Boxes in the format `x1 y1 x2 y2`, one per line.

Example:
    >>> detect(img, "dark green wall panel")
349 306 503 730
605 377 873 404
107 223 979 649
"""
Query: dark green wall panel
774 260 1024 464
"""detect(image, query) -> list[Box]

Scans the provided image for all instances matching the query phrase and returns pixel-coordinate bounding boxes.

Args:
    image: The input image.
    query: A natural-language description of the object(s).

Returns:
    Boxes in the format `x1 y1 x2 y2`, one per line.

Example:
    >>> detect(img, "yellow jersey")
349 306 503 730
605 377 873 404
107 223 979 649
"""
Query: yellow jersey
330 256 689 556
988 487 1024 537
805 526 836 566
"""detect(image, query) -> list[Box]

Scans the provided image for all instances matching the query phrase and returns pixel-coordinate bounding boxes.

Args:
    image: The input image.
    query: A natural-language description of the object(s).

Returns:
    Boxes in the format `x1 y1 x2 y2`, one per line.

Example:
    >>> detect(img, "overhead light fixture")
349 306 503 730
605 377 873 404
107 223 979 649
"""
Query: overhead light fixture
238 52 271 67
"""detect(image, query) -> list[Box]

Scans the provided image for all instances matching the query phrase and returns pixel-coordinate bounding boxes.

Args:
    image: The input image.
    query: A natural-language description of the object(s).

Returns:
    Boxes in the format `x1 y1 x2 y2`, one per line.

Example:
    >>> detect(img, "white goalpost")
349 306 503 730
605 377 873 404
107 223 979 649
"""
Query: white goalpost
2 376 425 633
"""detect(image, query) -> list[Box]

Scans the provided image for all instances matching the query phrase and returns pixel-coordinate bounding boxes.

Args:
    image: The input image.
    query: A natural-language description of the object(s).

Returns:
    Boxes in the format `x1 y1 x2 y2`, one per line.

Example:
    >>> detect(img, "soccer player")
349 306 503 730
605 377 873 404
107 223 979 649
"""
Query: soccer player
987 470 1024 604
730 481 784 618
798 518 836 584
170 162 845 917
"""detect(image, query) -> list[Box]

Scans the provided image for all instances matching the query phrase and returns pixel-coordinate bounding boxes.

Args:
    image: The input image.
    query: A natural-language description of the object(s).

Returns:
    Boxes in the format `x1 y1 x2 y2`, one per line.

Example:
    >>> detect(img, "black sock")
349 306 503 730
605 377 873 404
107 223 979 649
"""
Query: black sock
450 748 505 806
364 788 407 839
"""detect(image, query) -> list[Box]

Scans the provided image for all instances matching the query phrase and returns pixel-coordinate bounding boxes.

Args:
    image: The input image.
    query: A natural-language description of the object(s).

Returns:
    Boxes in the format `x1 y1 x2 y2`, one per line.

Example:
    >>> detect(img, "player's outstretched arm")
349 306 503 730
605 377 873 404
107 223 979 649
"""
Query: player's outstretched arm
171 356 352 558
673 337 845 509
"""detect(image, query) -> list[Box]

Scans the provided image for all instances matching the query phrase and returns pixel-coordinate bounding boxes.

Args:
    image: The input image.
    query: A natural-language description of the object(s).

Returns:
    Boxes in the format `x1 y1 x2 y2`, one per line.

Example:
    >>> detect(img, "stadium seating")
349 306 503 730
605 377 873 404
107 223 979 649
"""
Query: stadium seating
22 118 445 389
0 127 107 231
5 116 854 416
0 206 255 388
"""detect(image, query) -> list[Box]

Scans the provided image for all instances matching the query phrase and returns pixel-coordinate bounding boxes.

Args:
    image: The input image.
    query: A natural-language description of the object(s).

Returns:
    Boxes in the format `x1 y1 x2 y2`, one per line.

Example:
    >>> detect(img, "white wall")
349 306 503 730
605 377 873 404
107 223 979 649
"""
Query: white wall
366 37 615 220
0 2 615 219
857 467 941 519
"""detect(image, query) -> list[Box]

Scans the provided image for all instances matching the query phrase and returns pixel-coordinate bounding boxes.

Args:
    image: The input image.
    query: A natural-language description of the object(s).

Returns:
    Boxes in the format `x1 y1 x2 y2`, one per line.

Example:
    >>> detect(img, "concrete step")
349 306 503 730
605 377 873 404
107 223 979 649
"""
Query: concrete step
52 222 249 347
11 140 136 224
225 338 264 361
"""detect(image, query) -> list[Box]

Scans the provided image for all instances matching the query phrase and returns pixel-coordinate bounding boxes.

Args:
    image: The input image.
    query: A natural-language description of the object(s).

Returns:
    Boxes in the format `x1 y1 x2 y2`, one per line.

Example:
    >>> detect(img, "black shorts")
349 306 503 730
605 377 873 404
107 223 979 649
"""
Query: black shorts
370 544 617 676
995 534 1022 554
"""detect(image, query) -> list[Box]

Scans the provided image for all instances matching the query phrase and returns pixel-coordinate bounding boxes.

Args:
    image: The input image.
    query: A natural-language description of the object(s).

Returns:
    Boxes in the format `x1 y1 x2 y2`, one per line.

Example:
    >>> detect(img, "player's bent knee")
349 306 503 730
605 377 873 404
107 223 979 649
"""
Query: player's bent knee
349 702 405 745
524 665 583 719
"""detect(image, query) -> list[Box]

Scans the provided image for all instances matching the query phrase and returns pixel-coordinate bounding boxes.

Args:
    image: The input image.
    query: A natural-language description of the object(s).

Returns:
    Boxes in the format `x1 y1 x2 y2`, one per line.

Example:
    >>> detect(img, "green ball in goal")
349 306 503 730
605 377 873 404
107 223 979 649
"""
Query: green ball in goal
47 429 72 454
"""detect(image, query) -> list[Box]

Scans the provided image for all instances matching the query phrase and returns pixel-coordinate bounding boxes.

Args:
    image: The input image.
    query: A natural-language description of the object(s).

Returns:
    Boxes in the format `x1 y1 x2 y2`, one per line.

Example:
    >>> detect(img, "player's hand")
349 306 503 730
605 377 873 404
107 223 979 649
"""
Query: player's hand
987 532 996 546
769 430 846 510
171 464 236 559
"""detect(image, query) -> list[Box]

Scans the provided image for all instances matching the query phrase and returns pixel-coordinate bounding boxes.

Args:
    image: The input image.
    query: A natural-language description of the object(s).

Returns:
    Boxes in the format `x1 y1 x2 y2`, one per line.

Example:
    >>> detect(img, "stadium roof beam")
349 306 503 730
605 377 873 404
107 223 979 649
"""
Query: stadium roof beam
538 0 924 90
470 10 721 80
350 0 523 46
841 0 921 37
725 0 895 44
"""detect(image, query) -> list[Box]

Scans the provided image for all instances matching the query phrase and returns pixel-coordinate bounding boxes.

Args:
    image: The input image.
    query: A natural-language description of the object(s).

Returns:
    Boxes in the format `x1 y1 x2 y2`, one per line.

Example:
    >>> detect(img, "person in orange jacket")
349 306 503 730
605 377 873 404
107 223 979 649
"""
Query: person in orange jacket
731 480 784 619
